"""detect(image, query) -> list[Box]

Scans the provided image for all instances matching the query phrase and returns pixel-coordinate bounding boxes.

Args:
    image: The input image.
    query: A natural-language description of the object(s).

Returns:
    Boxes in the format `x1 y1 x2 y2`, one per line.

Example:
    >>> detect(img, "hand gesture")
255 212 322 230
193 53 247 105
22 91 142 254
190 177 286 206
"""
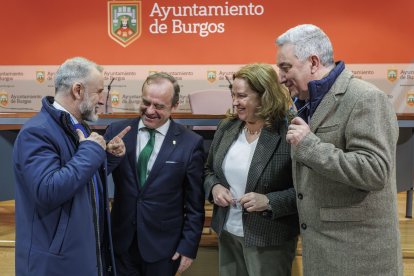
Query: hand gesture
239 192 269 212
77 129 106 150
212 184 233 207
106 126 131 157
286 116 311 145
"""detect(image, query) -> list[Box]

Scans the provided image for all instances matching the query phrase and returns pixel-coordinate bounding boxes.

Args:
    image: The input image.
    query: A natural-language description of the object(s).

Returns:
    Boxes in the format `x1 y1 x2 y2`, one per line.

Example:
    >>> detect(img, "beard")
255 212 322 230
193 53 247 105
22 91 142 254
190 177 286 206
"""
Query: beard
79 95 98 122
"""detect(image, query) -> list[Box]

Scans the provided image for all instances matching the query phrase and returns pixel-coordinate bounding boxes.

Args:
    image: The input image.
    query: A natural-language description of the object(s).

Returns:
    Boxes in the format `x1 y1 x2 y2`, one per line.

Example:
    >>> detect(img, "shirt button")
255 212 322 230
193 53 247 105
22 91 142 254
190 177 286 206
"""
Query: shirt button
301 223 307 230
298 193 303 200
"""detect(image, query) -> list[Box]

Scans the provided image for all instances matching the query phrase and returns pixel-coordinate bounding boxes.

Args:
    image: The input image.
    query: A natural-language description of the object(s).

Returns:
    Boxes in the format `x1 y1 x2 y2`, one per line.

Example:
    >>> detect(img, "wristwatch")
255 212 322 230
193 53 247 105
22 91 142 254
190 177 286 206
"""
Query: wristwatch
266 198 272 211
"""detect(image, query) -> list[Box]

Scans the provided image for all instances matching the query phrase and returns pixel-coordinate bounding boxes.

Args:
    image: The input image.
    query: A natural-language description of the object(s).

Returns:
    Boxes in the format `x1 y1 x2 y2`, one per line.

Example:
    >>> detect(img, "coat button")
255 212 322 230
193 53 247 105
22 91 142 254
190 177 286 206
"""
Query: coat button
262 211 268 217
298 193 303 200
301 223 307 230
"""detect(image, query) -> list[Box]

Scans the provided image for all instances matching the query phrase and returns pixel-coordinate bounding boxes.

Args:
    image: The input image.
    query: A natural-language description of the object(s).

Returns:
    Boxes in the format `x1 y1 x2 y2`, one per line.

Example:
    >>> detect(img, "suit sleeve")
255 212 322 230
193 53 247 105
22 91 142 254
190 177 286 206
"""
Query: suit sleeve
267 187 297 220
264 129 298 220
203 120 226 202
293 88 398 191
176 136 206 259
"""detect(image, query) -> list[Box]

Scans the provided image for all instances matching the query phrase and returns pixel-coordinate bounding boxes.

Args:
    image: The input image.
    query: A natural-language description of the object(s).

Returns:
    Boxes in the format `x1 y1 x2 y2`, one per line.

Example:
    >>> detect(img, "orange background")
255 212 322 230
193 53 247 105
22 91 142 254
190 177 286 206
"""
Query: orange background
1 0 413 65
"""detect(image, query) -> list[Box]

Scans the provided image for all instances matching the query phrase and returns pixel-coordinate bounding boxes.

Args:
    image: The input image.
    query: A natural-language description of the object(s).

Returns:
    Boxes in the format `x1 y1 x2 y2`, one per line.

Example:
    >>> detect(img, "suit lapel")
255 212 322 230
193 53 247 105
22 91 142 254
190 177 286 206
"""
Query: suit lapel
214 120 243 187
310 69 352 132
245 127 281 192
125 118 140 189
309 91 337 132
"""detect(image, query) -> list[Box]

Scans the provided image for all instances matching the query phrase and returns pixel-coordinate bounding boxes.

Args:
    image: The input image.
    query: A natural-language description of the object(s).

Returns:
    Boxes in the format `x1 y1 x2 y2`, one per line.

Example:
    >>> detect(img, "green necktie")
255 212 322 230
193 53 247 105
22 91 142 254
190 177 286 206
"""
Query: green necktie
138 128 156 187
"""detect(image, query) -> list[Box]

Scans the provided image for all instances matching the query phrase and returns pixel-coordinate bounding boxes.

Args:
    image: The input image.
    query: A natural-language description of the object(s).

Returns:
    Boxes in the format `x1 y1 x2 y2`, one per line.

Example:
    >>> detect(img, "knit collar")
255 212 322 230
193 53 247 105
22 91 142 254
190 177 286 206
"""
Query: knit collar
307 61 345 118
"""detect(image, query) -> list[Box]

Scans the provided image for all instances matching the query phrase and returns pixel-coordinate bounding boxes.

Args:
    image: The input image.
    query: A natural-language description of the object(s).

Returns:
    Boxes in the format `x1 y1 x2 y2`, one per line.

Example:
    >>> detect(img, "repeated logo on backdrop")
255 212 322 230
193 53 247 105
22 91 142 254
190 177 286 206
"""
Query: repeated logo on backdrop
0 91 8 107
36 71 45 84
407 93 414 107
387 69 398 83
207 70 216 83
111 92 120 107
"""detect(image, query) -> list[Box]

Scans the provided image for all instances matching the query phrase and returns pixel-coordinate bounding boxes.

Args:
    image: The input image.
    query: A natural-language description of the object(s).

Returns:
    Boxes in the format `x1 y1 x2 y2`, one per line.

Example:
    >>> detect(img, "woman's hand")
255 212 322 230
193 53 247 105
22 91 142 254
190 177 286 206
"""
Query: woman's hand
239 192 269 212
212 184 233 207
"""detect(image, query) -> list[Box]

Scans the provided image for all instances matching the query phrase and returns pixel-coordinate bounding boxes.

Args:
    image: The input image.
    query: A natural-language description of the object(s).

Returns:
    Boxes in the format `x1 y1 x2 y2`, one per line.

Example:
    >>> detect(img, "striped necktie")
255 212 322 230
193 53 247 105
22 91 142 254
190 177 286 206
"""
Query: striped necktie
137 128 156 187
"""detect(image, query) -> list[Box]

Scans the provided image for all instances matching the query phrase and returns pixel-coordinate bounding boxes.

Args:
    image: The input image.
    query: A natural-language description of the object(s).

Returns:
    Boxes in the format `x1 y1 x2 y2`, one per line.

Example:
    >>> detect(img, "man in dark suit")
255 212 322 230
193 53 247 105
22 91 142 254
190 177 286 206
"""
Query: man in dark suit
104 72 205 275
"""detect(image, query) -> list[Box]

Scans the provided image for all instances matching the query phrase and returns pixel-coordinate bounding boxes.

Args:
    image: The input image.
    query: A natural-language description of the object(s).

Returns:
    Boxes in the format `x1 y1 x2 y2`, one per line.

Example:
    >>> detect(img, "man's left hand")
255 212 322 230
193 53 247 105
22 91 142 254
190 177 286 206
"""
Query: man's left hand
172 252 193 274
106 126 131 157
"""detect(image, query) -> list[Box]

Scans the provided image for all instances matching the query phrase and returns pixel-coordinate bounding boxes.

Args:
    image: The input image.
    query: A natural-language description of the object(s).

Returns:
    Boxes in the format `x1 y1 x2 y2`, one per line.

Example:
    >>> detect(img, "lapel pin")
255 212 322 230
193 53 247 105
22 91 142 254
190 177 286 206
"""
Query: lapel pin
173 140 176 145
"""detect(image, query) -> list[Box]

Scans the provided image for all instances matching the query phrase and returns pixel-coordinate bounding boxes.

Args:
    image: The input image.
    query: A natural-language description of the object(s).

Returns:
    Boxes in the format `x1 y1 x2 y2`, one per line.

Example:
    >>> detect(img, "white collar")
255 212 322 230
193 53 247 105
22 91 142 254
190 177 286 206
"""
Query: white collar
138 118 170 136
52 100 79 124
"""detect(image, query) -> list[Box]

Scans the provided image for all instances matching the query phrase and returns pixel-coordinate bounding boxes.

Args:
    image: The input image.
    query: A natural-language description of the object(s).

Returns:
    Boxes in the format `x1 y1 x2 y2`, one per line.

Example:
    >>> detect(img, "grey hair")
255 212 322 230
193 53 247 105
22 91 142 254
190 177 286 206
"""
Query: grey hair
276 24 334 66
54 57 103 94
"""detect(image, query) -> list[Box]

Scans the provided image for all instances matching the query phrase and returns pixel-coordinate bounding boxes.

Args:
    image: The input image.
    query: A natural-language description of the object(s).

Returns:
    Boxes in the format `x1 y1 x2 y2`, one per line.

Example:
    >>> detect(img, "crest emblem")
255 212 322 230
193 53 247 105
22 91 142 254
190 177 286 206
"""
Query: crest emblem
111 91 120 107
207 70 216 83
0 91 8 107
387 69 398 83
407 92 414 107
108 1 142 47
36 71 45 84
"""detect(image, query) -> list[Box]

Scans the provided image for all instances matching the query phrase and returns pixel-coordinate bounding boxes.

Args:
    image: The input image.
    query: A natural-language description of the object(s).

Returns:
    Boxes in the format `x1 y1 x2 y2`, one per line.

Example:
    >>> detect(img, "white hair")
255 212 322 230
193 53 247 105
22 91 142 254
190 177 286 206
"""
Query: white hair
276 24 334 66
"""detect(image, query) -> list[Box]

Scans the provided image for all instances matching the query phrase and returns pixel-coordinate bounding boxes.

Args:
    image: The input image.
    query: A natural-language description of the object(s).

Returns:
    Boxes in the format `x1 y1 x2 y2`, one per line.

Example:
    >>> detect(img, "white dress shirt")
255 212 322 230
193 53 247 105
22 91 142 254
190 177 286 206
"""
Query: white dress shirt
136 119 170 177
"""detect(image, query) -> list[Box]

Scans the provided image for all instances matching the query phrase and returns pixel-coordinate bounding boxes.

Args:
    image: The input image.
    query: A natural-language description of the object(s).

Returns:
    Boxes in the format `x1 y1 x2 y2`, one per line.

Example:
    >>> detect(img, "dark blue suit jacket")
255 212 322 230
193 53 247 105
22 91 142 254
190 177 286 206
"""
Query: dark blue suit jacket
105 118 205 263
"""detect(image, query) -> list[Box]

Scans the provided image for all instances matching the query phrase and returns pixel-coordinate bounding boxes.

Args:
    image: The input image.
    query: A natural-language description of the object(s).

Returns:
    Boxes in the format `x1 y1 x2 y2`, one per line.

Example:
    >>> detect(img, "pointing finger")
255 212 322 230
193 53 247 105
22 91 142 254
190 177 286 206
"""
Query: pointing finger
116 126 131 139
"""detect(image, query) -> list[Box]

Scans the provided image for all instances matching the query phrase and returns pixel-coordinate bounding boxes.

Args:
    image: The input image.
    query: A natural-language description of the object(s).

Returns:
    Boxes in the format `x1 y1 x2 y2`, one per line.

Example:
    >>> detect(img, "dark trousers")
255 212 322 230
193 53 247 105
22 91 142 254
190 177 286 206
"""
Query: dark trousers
115 234 180 276
219 230 297 276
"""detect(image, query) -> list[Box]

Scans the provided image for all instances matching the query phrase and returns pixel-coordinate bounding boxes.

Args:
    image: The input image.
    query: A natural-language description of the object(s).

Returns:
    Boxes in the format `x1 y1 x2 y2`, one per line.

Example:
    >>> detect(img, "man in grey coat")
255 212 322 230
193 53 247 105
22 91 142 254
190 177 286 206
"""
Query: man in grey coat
276 24 403 275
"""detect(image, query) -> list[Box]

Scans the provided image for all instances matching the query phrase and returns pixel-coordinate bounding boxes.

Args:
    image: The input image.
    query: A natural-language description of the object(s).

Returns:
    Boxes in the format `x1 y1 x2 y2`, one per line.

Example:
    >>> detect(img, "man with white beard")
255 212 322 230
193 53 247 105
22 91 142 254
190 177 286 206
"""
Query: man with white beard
13 57 130 276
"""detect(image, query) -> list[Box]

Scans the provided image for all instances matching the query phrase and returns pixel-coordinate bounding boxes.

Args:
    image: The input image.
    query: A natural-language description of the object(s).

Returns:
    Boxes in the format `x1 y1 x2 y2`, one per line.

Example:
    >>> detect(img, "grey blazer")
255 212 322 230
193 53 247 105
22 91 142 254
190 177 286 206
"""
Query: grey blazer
293 69 403 275
204 118 299 247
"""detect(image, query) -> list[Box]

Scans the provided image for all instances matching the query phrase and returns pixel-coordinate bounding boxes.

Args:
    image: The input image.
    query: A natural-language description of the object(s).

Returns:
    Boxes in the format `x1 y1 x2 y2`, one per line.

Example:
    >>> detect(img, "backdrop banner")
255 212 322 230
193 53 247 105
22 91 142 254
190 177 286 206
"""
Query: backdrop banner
0 0 413 113
0 64 413 114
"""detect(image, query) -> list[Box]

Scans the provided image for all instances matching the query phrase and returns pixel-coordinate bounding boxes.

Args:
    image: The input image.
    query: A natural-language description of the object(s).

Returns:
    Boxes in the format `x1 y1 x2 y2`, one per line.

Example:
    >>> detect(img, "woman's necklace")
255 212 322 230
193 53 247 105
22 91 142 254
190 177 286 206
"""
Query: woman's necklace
244 126 262 135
